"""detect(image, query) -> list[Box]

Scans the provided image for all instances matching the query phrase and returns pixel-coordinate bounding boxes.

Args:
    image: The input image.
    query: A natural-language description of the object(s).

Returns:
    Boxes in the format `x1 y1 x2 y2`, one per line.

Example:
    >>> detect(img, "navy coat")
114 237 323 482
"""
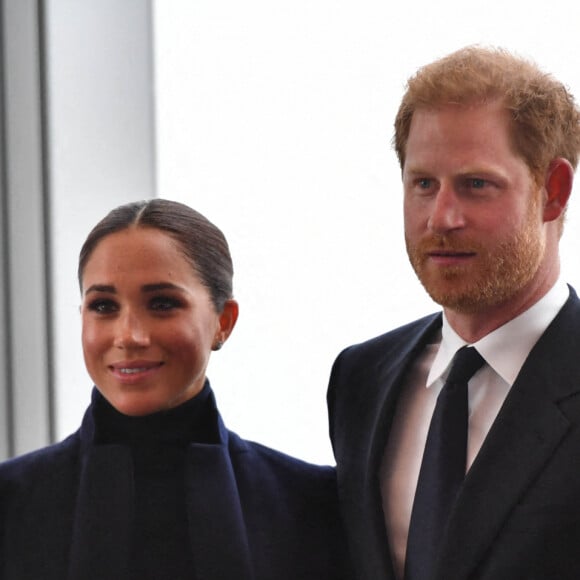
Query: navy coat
328 286 580 580
0 387 350 579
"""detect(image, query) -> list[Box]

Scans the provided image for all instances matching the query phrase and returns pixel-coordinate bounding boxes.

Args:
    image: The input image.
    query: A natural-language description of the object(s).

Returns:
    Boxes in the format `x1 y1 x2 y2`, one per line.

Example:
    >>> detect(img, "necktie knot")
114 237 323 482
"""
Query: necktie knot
446 346 485 386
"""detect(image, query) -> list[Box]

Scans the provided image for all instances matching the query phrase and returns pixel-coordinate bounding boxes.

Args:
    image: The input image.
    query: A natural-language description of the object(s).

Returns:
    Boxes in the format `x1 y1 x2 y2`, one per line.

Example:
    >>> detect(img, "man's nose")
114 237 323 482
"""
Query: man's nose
427 183 466 233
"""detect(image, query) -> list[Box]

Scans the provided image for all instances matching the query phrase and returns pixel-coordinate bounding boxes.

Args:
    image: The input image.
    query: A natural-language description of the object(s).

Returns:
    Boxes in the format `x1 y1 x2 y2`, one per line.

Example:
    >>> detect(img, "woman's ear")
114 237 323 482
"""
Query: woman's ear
543 157 574 222
213 299 239 349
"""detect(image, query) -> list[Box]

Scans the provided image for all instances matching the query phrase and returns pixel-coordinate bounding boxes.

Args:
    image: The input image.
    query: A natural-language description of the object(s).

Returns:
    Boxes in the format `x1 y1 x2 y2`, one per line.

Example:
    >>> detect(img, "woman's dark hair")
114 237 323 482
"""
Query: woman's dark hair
78 199 234 312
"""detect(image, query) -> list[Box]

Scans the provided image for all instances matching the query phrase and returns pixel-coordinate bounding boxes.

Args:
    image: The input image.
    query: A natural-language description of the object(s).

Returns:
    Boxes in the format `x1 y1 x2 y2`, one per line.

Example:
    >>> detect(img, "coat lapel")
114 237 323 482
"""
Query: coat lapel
66 390 255 580
436 289 580 579
185 437 255 580
67 445 134 580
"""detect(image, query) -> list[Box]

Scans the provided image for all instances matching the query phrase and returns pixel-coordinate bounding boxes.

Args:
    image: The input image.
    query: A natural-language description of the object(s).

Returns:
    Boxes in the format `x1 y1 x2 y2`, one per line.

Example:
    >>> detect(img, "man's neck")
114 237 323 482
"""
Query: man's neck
444 271 560 343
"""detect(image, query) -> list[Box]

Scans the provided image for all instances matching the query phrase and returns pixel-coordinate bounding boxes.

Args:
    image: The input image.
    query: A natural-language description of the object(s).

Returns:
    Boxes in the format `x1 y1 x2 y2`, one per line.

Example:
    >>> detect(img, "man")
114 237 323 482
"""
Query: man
327 46 580 580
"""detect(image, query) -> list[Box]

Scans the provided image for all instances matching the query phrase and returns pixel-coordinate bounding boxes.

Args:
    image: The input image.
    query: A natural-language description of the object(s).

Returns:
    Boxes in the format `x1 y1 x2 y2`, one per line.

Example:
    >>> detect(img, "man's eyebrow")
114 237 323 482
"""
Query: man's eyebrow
403 167 430 178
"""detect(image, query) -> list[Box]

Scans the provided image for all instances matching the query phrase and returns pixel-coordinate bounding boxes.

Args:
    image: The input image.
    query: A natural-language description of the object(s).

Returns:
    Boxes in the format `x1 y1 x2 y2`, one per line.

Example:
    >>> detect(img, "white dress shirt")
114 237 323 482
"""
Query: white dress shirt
380 280 570 580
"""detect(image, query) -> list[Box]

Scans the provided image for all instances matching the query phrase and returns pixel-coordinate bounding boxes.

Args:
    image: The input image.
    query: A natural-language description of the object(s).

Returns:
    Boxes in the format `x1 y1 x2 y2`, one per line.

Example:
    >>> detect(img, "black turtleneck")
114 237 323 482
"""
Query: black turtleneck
91 384 219 580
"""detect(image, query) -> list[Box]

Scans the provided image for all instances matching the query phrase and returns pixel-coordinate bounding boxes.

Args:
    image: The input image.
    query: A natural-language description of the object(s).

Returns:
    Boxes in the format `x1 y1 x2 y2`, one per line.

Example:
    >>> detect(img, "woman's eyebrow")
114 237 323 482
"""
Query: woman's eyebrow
84 284 116 295
141 282 183 293
84 282 185 295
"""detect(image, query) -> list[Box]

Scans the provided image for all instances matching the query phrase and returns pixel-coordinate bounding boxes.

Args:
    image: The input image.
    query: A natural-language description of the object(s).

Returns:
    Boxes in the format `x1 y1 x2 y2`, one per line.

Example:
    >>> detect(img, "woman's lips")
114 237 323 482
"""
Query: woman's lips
109 361 164 382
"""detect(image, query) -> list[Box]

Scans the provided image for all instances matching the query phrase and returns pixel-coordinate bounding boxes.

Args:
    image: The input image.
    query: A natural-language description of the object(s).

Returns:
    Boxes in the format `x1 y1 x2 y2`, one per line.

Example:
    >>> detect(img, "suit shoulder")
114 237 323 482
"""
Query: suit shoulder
333 312 440 366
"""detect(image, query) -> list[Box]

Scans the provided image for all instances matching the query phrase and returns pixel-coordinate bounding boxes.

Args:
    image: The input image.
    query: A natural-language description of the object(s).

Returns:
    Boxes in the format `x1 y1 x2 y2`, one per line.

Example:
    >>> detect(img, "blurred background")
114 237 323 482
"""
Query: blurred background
2 0 579 463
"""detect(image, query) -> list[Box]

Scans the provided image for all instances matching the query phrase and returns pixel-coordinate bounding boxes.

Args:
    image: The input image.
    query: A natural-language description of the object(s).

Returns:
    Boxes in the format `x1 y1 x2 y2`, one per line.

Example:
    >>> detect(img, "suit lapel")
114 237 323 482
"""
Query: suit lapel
340 314 442 580
185 441 255 580
370 316 443 465
437 289 580 579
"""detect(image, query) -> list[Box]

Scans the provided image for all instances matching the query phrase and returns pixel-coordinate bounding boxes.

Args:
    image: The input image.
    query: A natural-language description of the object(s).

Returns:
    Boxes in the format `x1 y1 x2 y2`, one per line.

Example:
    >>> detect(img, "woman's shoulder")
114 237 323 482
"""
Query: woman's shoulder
224 431 350 578
226 430 336 489
0 432 80 488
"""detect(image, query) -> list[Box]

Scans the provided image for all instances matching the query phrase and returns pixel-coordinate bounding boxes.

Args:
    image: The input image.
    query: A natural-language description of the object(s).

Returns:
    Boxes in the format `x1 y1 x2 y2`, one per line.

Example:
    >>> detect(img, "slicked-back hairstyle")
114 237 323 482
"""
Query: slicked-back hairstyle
78 199 234 312
394 45 580 183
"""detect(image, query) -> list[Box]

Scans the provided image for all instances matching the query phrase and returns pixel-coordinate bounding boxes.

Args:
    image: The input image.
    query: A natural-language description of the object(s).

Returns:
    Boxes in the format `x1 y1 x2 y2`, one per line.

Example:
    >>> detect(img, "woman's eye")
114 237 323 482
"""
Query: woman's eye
87 299 118 314
149 296 182 312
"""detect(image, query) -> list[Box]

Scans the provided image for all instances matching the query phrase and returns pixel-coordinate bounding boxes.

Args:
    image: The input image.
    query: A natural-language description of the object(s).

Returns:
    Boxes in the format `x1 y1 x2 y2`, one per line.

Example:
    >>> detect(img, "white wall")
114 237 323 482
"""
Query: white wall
1 0 52 456
44 0 580 466
47 0 156 439
152 0 580 465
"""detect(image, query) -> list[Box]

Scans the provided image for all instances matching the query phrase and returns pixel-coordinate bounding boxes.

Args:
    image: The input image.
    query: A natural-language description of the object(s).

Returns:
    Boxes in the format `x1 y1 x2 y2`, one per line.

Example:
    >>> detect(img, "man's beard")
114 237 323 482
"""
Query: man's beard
405 206 545 314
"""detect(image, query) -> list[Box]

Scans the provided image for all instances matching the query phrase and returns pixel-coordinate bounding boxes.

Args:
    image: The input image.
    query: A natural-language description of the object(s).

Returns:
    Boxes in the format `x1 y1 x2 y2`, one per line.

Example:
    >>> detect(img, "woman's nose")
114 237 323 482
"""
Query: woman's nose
113 311 150 348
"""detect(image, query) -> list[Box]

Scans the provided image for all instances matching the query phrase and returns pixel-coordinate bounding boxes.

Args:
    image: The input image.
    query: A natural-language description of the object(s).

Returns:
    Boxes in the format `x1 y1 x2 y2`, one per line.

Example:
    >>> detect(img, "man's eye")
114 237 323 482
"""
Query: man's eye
469 178 486 188
87 299 118 314
418 178 432 189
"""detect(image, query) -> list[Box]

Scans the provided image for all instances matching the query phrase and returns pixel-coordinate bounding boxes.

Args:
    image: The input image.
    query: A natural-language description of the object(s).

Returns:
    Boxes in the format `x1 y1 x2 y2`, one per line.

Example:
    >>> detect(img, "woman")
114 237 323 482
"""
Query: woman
0 199 350 579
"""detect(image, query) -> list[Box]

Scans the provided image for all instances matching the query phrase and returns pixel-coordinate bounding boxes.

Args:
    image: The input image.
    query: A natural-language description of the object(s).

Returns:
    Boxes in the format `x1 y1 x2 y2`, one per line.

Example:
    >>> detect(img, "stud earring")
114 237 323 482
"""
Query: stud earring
212 340 224 351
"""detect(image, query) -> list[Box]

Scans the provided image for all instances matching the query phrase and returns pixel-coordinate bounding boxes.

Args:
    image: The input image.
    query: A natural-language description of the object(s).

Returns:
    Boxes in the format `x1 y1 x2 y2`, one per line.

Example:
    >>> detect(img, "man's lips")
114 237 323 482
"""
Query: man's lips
426 250 476 265
428 250 476 257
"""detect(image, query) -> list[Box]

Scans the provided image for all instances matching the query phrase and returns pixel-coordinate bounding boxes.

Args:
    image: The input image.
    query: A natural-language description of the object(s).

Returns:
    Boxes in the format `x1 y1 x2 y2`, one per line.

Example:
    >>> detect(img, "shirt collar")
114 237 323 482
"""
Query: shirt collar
427 280 570 388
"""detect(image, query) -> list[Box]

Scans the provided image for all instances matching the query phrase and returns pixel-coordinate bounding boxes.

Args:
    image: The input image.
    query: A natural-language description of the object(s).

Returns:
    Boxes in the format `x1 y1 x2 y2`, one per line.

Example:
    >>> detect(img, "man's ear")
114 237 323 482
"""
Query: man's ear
543 158 574 222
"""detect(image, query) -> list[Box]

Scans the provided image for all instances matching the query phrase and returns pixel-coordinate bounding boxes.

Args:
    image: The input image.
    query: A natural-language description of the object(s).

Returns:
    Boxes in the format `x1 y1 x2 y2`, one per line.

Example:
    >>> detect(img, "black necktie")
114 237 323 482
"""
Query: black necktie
404 346 485 580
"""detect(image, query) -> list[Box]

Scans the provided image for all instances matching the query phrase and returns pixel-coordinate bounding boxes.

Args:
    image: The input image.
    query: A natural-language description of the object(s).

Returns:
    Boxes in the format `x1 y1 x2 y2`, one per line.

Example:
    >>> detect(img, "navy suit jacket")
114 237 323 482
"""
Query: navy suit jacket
328 286 580 580
0 387 351 580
